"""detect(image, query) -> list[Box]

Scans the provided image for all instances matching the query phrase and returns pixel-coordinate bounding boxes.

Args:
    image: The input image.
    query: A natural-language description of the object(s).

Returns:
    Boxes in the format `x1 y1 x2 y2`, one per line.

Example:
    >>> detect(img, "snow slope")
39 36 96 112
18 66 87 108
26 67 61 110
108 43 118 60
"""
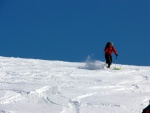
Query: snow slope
0 56 149 113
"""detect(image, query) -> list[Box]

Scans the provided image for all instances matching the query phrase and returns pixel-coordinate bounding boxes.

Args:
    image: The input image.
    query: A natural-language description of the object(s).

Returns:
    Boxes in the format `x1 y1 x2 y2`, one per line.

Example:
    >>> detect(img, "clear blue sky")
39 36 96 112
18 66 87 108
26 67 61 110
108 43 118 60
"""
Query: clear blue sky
0 0 150 66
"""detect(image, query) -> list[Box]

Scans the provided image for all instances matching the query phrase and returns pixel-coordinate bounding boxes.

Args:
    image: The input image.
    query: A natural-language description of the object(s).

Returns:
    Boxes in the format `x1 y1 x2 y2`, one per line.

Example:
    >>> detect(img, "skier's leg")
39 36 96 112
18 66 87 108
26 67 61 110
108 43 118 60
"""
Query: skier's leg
105 54 109 64
108 55 112 68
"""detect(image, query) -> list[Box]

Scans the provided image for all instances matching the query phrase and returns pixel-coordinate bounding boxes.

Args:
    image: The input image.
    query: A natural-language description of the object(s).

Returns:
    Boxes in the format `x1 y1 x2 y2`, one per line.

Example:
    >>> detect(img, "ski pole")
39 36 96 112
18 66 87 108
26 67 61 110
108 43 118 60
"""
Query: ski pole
114 55 121 70
114 55 118 68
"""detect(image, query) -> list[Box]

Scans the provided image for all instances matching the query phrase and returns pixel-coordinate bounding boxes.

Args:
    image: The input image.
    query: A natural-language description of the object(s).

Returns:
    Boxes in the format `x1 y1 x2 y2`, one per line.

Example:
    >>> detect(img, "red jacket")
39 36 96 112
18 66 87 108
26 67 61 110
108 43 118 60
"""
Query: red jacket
104 46 117 55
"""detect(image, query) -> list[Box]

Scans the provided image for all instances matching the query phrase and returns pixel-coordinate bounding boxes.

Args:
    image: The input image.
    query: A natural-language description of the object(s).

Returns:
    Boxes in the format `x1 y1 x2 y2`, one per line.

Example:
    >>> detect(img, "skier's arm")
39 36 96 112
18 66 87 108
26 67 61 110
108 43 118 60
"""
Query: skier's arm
113 47 117 55
104 47 108 53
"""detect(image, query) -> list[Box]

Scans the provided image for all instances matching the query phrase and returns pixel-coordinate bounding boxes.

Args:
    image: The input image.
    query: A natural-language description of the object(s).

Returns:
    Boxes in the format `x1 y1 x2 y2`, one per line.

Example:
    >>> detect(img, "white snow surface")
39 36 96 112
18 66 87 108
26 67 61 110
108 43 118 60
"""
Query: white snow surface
0 56 149 113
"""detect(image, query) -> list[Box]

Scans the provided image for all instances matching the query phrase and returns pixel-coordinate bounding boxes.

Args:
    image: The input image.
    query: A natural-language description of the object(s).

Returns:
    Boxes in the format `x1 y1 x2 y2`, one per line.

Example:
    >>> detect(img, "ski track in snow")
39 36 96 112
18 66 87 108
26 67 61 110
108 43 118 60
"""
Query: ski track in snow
0 57 149 113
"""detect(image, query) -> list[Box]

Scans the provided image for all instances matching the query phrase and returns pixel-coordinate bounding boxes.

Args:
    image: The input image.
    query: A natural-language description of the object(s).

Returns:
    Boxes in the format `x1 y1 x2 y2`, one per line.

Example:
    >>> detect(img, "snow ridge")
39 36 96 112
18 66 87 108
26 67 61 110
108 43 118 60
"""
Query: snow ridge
0 56 149 113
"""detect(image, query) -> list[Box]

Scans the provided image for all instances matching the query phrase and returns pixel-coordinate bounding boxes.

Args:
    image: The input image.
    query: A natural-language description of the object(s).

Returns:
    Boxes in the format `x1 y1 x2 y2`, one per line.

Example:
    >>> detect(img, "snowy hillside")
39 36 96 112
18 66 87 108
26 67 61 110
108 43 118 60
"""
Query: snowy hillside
0 56 149 113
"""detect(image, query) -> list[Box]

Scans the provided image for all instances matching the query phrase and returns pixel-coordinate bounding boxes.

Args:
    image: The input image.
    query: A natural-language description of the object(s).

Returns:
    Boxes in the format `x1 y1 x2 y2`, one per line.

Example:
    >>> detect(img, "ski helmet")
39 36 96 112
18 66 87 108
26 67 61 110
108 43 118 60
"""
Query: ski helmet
110 42 113 46
107 42 113 46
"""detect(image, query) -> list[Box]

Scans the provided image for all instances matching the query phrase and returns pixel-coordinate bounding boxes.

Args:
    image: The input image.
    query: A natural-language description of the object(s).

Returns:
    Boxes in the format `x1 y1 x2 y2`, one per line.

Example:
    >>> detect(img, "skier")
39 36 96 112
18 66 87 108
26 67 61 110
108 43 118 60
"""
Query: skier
104 42 118 68
142 102 150 113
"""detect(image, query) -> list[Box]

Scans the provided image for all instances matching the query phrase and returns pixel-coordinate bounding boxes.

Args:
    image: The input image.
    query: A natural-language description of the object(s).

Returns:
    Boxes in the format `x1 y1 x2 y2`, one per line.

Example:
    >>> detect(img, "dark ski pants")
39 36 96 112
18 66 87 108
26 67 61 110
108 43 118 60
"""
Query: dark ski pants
105 54 112 68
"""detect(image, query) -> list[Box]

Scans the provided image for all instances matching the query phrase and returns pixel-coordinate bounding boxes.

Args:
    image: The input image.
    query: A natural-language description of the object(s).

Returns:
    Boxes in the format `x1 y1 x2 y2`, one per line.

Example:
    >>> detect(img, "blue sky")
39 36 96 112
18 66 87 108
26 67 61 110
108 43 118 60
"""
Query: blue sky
0 0 150 66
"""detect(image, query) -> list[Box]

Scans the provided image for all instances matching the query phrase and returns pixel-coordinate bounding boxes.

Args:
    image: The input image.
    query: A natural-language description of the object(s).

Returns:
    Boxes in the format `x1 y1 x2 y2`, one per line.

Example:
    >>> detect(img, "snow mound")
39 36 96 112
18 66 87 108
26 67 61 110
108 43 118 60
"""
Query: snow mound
0 56 149 113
